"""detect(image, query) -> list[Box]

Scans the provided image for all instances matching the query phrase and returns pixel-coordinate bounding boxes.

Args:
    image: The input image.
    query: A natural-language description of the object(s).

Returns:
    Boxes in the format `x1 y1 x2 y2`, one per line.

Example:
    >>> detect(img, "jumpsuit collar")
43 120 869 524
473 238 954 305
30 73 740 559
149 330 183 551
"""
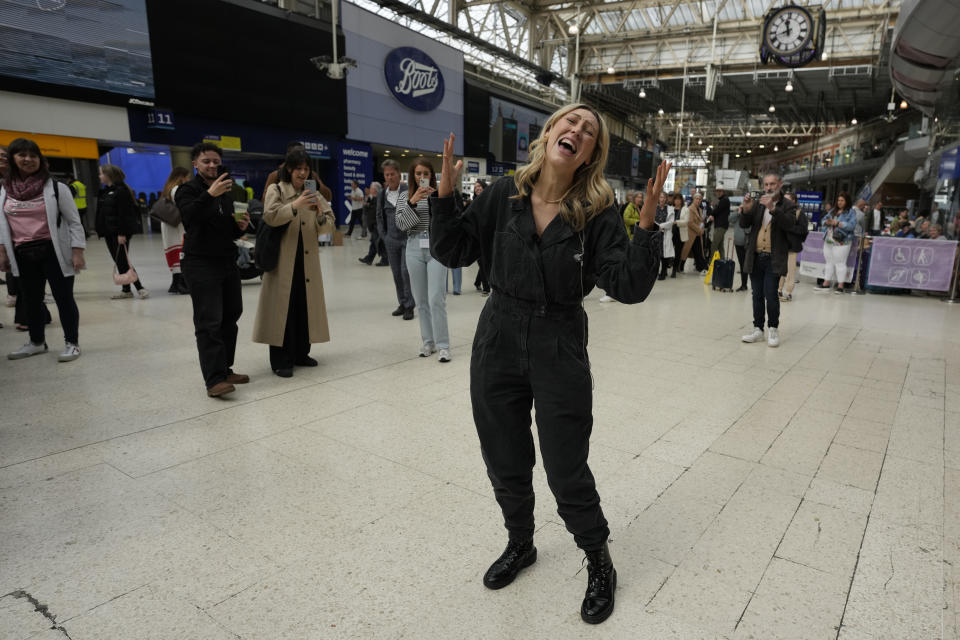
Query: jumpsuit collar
510 194 576 249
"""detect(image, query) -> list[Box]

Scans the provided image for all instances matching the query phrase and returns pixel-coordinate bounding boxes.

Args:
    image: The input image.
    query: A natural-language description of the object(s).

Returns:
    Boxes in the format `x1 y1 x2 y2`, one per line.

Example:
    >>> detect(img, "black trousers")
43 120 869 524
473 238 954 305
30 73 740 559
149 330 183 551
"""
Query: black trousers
659 257 674 278
346 209 362 235
181 256 243 388
470 293 608 551
363 224 386 262
671 227 684 274
750 252 780 330
690 236 709 271
14 240 79 345
270 237 310 369
735 244 748 288
473 255 490 292
104 235 143 292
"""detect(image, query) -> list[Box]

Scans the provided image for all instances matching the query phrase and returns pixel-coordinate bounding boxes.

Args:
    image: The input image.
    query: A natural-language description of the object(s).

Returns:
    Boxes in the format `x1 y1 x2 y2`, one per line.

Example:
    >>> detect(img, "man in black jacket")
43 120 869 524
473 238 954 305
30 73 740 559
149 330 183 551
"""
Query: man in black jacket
175 143 251 397
739 173 797 348
710 188 731 259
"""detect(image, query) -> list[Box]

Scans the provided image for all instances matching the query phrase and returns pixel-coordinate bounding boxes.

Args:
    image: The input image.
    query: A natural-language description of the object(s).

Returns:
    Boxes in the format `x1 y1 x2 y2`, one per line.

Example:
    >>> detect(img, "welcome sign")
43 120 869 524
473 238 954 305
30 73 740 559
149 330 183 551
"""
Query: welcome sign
384 47 445 111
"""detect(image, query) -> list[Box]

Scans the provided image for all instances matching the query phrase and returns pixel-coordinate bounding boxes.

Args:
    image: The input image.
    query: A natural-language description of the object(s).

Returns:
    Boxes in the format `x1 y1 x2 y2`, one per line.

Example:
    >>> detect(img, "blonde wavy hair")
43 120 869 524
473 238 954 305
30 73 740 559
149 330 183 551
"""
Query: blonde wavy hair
512 103 614 232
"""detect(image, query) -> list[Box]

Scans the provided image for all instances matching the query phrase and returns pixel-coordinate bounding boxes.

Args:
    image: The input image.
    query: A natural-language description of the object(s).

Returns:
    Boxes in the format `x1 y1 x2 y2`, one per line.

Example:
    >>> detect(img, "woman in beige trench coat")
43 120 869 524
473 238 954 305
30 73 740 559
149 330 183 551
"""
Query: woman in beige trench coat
253 149 332 377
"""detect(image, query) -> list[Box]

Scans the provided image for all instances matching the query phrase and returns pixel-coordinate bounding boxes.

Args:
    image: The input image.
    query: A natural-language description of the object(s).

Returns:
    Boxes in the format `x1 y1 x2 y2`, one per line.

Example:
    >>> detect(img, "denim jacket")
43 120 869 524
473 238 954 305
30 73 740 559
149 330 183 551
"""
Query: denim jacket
822 208 857 245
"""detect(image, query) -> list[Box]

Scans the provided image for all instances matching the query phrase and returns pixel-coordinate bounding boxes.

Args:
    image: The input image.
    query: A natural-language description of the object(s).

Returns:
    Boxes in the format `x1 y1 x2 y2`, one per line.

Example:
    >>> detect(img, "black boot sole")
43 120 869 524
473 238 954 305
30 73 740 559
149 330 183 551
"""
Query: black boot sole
483 547 537 590
580 568 617 624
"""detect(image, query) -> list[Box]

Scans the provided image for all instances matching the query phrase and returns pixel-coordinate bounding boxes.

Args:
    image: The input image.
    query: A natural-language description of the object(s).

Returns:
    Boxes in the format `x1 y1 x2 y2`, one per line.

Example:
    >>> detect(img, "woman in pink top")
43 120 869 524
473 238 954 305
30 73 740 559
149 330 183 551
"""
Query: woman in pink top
0 138 87 362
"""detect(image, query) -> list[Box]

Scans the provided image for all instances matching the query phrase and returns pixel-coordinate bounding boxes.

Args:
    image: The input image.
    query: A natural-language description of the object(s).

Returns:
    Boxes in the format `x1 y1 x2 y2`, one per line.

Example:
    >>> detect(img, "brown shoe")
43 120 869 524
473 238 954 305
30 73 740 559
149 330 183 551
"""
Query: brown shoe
226 373 250 384
207 382 236 397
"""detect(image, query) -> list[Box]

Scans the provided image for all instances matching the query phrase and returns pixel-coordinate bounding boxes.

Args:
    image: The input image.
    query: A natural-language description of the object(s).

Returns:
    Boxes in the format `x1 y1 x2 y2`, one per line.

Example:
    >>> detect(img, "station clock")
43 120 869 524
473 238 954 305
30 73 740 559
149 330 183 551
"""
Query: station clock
760 5 827 68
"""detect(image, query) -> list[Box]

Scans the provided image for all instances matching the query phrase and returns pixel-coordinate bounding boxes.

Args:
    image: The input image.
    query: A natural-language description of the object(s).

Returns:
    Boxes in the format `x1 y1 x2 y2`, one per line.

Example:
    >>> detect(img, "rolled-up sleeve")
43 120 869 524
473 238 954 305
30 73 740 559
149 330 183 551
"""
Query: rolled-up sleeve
592 210 662 304
429 191 488 268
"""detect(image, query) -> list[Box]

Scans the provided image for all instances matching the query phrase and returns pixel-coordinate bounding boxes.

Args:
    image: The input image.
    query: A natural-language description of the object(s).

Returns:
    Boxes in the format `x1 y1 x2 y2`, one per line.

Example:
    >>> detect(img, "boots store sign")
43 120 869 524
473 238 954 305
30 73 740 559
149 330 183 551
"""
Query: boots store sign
384 47 445 112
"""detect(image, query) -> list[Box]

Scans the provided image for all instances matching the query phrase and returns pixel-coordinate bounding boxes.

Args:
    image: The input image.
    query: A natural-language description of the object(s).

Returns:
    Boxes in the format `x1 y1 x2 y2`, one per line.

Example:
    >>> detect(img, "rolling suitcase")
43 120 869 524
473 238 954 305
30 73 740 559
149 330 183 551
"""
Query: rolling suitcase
711 238 735 291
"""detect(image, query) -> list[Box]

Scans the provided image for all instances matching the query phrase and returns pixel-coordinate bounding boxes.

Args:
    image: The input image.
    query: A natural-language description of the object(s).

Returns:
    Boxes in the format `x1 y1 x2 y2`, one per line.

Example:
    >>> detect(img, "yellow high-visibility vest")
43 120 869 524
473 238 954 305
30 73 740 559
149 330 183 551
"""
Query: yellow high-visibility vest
71 180 87 209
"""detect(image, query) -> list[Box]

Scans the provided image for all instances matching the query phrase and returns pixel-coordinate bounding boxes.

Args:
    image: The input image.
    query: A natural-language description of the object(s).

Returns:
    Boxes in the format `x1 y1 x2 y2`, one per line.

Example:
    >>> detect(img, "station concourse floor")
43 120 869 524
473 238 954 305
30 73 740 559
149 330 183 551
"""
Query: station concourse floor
0 231 957 640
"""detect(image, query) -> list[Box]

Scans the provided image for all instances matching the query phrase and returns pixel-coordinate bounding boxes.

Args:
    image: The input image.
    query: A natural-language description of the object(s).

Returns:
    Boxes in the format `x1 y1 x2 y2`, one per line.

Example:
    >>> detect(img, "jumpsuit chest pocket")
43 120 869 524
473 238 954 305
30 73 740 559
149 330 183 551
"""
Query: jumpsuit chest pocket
491 231 537 298
541 241 585 302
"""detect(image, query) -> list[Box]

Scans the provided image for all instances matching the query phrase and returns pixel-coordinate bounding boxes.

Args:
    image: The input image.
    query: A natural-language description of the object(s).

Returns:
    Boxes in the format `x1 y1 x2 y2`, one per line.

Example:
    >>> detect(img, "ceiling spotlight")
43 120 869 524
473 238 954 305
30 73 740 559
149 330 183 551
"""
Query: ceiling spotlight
688 132 693 137
607 66 616 75
698 138 702 144
638 88 646 98
568 24 579 35
769 104 776 113
785 80 794 92
747 149 752 154
746 131 751 137
821 51 828 60
900 100 908 109
658 108 664 115
735 153 741 158
851 117 858 125
793 138 799 145
774 145 779 151
759 144 765 149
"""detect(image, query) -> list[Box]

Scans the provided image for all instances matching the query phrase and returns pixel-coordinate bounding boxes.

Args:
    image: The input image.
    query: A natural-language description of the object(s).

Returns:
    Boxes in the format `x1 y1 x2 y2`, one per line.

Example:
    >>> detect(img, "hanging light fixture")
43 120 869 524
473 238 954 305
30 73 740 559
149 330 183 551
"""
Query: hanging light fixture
747 149 752 154
793 138 799 145
698 138 703 145
568 23 579 35
735 153 741 158
769 104 776 113
851 117 858 125
638 88 646 98
607 66 616 75
785 80 794 92
746 131 751 137
821 51 828 60
759 144 765 149
774 145 779 152
658 108 664 115
900 100 908 109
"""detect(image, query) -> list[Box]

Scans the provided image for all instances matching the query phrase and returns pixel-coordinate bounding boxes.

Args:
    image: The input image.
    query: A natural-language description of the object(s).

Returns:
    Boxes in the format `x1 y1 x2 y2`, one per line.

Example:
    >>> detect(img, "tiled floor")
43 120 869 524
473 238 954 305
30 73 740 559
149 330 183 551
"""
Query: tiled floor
1 233 957 639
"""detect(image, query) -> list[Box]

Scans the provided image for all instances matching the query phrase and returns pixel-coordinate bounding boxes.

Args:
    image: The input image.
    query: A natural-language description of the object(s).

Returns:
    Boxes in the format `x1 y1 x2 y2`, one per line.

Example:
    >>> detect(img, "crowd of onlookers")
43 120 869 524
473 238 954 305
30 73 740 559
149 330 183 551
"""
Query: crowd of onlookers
2 135 957 389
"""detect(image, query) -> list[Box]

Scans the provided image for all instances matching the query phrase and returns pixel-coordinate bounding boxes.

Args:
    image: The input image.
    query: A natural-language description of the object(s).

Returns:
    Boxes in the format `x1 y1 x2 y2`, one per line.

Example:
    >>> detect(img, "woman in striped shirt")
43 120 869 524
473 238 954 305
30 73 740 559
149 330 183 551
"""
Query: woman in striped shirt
396 159 450 362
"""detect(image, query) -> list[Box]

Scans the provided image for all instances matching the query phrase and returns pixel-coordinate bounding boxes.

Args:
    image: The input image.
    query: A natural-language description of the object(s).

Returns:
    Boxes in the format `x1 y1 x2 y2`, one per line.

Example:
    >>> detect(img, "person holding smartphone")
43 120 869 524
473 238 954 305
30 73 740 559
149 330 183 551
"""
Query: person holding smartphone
253 149 332 377
396 159 450 362
175 143 251 398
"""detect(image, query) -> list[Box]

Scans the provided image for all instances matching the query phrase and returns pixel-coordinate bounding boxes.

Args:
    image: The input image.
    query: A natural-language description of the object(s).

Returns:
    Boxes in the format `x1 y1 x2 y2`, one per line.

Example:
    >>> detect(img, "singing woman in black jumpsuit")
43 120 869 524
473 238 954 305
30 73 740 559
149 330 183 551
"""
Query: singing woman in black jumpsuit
430 104 671 624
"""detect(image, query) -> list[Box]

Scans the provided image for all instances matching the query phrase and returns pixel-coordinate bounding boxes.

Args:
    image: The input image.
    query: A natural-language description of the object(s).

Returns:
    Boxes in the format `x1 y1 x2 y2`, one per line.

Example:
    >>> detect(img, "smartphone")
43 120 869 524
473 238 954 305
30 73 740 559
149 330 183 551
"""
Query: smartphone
217 165 230 178
419 178 430 189
304 179 317 193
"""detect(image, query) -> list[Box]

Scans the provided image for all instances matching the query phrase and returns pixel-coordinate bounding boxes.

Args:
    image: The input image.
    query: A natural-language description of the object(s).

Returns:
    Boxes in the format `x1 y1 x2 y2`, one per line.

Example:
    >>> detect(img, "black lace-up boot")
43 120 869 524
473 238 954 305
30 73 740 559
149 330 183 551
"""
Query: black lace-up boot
482 539 537 590
580 542 617 624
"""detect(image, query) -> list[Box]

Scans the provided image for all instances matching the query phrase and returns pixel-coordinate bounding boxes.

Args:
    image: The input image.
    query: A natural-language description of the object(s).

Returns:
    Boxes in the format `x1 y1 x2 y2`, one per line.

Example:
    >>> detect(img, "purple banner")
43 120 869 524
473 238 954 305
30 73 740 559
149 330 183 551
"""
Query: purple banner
867 237 958 291
798 232 860 283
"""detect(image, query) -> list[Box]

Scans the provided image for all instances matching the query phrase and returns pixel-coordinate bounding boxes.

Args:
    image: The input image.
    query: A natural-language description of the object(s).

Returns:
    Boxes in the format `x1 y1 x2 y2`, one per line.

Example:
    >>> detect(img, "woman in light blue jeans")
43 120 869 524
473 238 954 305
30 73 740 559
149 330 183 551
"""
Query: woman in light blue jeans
396 159 450 362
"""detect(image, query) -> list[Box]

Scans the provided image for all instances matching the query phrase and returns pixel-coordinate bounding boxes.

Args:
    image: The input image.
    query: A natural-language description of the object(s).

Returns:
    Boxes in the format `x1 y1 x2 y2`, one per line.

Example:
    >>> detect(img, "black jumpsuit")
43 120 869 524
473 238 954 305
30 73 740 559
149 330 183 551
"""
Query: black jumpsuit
430 179 661 551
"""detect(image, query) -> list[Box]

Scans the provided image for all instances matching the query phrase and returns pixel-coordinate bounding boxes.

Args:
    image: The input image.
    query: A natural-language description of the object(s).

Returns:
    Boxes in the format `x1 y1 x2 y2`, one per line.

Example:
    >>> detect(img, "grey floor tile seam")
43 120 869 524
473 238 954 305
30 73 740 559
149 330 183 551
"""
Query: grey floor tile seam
0 354 429 473
831 398 897 640
129 398 382 479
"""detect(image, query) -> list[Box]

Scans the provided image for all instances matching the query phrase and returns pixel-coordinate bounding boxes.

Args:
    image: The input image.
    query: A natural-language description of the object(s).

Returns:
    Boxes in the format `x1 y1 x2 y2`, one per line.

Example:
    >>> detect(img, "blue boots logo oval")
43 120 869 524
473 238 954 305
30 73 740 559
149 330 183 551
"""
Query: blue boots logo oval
384 47 445 112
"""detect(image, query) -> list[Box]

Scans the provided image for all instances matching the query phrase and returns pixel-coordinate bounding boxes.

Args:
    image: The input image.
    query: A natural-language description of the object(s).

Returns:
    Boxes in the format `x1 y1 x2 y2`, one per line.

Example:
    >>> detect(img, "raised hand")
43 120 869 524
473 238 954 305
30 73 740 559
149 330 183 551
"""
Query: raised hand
639 160 672 230
437 133 463 198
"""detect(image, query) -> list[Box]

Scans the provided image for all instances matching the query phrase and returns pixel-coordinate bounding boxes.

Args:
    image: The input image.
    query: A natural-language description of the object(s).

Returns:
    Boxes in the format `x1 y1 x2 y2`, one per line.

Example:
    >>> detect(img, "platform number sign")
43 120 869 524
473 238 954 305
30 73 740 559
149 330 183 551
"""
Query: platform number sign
146 109 175 130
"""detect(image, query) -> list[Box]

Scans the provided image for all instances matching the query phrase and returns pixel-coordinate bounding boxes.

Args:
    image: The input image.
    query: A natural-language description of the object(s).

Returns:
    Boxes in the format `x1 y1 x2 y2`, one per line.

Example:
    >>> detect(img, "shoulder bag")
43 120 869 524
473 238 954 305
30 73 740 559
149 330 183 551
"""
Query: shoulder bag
112 244 139 285
254 185 290 272
149 198 181 226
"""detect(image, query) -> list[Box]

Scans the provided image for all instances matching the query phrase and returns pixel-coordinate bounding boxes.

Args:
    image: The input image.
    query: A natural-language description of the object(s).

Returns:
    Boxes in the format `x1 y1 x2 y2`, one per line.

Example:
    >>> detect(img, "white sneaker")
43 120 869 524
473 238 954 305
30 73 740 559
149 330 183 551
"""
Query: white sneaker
58 342 81 362
419 343 436 357
767 327 780 348
599 295 615 303
8 341 48 360
437 348 451 363
742 328 764 343
111 291 134 300
137 289 150 300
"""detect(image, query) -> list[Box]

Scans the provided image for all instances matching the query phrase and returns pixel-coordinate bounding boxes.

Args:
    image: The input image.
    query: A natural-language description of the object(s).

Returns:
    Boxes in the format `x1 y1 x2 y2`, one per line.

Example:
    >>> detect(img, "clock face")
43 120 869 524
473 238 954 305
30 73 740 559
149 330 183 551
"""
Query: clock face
765 7 813 56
